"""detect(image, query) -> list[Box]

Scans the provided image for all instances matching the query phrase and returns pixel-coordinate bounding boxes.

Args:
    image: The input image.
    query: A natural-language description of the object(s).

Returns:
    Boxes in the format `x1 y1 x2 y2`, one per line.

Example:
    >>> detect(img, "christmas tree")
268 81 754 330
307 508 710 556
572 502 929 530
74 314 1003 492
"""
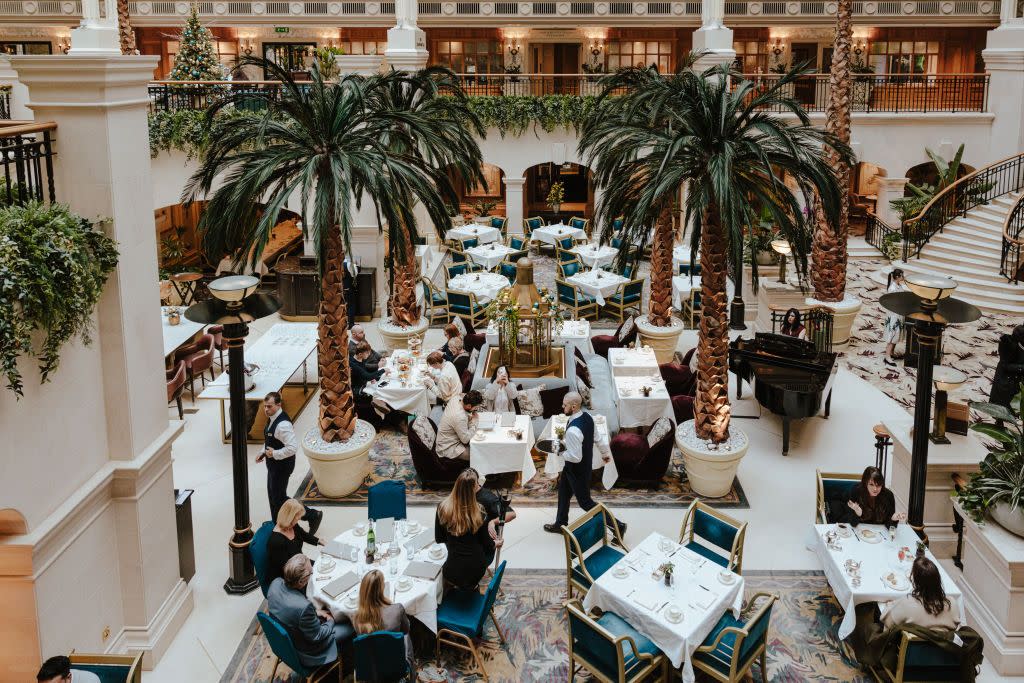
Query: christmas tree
168 5 224 81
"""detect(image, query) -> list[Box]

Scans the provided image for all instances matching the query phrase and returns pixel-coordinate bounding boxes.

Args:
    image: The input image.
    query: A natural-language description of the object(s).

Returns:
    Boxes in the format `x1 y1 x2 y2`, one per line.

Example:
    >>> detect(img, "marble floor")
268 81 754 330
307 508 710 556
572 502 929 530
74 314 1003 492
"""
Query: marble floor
149 317 1018 682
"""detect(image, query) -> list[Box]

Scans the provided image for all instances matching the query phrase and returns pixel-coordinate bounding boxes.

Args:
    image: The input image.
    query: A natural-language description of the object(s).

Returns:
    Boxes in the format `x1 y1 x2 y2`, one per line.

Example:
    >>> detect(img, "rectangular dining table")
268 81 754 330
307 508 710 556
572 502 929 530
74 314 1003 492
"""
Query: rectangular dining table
364 353 432 418
672 275 702 310
812 522 965 640
532 223 588 246
161 306 205 359
537 413 618 488
583 531 745 683
615 375 673 429
469 413 536 483
566 270 629 306
446 225 501 244
466 243 517 270
608 347 661 378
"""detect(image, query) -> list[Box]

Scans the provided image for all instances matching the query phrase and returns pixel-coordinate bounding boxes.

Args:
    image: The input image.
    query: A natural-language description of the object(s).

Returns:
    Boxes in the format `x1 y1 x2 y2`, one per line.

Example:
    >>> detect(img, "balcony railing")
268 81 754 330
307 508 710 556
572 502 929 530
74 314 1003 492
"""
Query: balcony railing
1000 193 1024 284
148 82 286 113
0 87 11 120
865 211 908 261
0 121 57 206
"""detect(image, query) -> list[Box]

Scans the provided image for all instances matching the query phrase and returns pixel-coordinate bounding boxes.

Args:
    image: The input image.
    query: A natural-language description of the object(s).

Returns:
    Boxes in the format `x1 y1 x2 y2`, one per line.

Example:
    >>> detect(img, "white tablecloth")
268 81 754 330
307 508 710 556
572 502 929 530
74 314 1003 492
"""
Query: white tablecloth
566 271 630 306
364 354 432 417
466 243 516 270
615 376 673 428
469 413 536 482
161 306 205 358
672 275 702 311
583 532 745 682
673 245 700 269
446 225 501 244
533 223 588 246
446 272 510 305
570 244 618 269
812 523 965 640
608 347 661 378
310 524 445 633
486 319 593 356
538 414 618 488
199 322 318 400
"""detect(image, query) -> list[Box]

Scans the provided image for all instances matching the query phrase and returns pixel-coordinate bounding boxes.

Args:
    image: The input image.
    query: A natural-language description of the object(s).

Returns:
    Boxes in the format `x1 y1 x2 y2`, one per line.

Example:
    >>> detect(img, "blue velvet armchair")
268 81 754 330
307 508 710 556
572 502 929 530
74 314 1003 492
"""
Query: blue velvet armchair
565 599 669 683
678 500 747 574
559 503 628 599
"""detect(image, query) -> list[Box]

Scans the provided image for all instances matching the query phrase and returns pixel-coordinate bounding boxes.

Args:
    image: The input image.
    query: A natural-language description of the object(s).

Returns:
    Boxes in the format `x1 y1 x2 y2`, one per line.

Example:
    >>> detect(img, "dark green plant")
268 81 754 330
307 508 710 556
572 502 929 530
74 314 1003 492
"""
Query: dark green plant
0 201 119 396
955 387 1024 523
472 199 497 217
769 62 788 74
743 207 779 265
890 144 993 222
0 179 30 207
314 46 345 80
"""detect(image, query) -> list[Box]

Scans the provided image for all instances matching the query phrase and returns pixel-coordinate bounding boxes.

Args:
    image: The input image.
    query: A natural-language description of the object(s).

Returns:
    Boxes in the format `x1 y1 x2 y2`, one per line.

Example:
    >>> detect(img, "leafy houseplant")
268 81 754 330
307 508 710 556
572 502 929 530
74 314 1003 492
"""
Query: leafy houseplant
881 231 903 261
472 199 497 217
0 201 119 396
314 46 345 81
890 144 993 222
547 181 565 214
744 208 779 266
769 62 788 75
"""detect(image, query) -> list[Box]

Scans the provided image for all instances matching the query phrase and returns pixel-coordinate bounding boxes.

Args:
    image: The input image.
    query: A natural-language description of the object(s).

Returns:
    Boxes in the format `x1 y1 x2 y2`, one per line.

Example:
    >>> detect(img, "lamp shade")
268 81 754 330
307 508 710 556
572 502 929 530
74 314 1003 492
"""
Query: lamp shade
932 365 968 392
208 275 260 303
770 239 791 255
904 273 957 302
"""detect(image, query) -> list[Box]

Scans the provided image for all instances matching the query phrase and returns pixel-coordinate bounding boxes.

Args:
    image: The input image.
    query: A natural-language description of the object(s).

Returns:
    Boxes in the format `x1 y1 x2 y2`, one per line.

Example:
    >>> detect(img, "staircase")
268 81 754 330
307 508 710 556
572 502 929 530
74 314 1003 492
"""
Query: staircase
899 191 1024 315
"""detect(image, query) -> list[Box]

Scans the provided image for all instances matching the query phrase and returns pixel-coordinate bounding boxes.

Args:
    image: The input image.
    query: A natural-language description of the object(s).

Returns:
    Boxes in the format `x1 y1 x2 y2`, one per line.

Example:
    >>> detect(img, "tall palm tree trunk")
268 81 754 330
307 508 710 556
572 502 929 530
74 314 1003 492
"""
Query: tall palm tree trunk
648 205 675 326
318 225 358 442
388 224 422 327
694 206 731 443
117 0 137 55
811 0 852 302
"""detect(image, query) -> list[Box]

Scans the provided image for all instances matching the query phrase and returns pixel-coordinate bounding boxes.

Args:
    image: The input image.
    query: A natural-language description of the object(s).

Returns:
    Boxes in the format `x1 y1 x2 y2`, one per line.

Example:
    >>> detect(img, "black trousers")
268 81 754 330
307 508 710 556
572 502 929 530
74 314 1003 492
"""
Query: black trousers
266 456 317 524
555 466 597 526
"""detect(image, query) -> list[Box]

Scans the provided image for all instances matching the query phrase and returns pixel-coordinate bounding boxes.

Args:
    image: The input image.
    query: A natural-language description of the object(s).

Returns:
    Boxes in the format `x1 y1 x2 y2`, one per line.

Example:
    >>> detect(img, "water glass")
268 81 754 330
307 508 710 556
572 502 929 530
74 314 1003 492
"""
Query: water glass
389 556 399 576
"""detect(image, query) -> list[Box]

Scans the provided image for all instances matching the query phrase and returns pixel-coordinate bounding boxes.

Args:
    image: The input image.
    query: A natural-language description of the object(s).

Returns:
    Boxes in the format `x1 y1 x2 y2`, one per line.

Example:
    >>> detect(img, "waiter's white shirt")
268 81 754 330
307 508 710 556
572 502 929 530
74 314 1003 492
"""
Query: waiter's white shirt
266 408 298 460
562 410 611 464
71 670 102 683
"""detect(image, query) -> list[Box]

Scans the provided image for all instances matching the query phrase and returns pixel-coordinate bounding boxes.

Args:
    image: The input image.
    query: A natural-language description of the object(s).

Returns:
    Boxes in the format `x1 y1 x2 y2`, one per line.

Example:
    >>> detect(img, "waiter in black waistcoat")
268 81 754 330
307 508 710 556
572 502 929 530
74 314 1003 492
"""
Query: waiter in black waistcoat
543 392 627 537
256 391 323 533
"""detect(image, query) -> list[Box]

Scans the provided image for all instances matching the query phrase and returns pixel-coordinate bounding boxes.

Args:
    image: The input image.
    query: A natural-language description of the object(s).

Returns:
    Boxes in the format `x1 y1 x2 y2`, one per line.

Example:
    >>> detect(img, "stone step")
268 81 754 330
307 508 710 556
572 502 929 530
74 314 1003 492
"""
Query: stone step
901 260 1024 293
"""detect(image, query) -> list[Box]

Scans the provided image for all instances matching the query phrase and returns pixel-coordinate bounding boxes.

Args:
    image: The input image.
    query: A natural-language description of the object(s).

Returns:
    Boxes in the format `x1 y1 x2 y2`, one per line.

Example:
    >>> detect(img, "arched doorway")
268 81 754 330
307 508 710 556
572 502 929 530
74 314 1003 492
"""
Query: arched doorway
849 161 888 235
524 162 594 224
447 162 507 220
904 158 974 190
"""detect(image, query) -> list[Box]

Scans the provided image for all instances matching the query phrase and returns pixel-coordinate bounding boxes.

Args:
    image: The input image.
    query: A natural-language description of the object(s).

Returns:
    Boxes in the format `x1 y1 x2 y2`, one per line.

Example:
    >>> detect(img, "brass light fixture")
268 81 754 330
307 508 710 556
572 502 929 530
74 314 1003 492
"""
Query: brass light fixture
930 365 967 444
771 239 791 284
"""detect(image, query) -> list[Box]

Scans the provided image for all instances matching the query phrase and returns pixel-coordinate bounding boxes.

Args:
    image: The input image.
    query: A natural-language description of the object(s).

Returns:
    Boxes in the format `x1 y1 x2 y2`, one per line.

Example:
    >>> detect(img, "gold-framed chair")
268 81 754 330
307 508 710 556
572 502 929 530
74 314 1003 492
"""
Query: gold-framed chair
446 289 488 330
866 629 966 683
603 278 644 324
678 500 747 574
68 652 143 683
488 215 508 238
421 276 449 324
683 288 702 328
436 561 507 681
556 278 599 320
816 469 862 524
568 215 591 238
565 598 670 683
692 592 777 683
559 503 628 599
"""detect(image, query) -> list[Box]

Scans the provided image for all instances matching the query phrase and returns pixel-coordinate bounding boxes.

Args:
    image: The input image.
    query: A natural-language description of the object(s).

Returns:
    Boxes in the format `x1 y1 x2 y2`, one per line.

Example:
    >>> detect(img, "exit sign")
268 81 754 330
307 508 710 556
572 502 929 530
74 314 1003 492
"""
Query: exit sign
275 26 289 33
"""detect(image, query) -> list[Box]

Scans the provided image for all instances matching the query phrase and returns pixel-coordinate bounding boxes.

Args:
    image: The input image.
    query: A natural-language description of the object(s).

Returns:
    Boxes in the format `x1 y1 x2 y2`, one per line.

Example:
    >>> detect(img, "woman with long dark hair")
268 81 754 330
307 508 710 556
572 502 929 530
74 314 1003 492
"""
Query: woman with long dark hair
482 365 518 413
780 307 807 340
352 570 415 675
832 466 907 527
882 557 958 630
434 469 500 589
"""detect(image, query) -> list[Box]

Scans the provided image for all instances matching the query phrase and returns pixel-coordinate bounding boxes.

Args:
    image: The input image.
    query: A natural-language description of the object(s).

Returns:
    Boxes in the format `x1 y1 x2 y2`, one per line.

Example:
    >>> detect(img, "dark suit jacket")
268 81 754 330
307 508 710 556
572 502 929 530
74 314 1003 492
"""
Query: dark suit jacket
348 340 382 371
831 484 897 528
350 354 384 397
267 578 340 668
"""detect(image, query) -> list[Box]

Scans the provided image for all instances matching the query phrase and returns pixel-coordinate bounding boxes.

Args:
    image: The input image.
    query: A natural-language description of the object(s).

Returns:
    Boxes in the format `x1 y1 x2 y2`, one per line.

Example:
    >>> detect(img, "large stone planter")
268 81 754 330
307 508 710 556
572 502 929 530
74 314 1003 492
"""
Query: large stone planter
636 315 685 364
303 420 376 498
378 316 429 352
675 420 749 498
806 294 862 347
990 502 1024 538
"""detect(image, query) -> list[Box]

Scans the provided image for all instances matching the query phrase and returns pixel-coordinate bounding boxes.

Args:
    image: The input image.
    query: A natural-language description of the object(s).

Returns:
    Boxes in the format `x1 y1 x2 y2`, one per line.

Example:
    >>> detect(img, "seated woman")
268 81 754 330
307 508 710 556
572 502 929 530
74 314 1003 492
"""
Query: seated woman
424 350 462 405
352 569 415 676
449 337 471 377
482 365 518 413
779 307 807 340
434 469 500 590
265 498 323 587
831 466 907 528
440 323 462 362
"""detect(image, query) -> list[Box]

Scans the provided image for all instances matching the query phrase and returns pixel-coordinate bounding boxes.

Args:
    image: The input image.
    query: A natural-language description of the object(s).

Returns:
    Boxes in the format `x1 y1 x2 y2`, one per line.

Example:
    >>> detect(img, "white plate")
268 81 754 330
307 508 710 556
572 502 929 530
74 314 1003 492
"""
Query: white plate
396 579 413 592
859 529 883 544
717 572 737 585
664 607 685 624
612 567 630 579
881 572 910 591
472 434 486 442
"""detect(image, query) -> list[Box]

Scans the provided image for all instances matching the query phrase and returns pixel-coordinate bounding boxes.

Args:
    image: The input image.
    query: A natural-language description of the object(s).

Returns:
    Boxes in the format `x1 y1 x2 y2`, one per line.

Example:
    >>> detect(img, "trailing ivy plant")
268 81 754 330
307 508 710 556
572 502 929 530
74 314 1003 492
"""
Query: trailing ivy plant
0 201 119 397
955 386 1024 523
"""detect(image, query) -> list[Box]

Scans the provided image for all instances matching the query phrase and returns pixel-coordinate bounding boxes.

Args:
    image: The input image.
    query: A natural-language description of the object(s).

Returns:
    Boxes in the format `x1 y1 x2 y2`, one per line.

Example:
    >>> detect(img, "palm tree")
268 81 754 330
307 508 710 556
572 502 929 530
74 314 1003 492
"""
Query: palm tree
580 63 849 443
810 0 853 302
184 58 481 442
117 0 136 55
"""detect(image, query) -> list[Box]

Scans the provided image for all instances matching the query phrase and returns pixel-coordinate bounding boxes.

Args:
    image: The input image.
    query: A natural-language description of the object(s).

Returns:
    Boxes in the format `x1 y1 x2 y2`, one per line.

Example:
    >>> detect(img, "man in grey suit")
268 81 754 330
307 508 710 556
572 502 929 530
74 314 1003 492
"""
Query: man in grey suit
268 554 355 671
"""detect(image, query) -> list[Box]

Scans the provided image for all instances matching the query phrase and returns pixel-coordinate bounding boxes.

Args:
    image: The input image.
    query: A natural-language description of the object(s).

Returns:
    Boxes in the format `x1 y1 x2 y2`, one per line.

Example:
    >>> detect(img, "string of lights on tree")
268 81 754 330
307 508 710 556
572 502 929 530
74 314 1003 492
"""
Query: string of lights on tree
168 5 226 82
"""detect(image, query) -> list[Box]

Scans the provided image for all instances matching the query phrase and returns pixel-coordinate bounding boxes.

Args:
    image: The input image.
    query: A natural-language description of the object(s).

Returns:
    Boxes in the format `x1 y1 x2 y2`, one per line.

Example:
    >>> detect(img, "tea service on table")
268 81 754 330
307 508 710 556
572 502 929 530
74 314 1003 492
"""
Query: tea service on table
717 570 737 586
664 604 684 624
845 559 863 588
429 544 446 560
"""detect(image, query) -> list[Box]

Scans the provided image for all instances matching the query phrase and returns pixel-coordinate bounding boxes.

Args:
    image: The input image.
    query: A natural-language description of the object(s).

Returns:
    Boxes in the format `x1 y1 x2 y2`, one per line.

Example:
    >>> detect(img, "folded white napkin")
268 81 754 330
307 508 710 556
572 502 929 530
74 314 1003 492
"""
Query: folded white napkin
632 587 663 611
691 585 719 610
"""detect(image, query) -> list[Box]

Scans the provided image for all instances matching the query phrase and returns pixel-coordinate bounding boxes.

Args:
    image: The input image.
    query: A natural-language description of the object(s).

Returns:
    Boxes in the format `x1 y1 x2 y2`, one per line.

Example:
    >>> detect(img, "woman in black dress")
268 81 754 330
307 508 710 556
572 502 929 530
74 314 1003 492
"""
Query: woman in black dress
831 466 907 527
434 470 501 590
990 325 1024 409
265 498 323 587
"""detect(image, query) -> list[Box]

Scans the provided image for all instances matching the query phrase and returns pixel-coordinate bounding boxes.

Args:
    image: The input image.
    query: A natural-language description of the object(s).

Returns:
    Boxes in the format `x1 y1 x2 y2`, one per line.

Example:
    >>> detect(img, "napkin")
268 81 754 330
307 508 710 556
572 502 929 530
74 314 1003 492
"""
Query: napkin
405 529 434 555
323 572 359 599
631 587 664 611
376 517 395 544
691 585 719 610
404 561 442 581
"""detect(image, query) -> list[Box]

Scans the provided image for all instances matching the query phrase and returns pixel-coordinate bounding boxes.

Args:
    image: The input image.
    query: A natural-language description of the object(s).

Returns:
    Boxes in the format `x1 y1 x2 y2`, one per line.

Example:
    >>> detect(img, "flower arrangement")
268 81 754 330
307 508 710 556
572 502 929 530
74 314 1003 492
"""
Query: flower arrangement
546 182 565 210
485 289 520 358
658 562 675 586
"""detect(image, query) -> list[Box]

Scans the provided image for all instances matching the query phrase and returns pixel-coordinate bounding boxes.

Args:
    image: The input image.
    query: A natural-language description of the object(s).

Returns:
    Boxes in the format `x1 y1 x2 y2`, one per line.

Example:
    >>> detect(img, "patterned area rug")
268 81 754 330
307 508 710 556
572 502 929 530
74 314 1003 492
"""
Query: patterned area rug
221 569 869 683
293 429 747 508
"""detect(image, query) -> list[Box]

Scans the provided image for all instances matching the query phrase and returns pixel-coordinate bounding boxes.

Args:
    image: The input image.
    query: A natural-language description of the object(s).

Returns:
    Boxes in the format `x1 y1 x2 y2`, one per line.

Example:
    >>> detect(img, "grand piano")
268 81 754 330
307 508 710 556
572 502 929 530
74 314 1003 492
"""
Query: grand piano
729 332 838 455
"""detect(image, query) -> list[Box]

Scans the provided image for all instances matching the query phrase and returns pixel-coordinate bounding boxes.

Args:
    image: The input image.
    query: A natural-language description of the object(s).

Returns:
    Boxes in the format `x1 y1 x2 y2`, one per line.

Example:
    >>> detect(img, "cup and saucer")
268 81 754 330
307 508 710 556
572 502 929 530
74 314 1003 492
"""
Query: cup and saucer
472 430 486 442
396 577 413 592
344 594 358 610
835 523 853 539
318 558 336 574
612 566 630 579
406 520 422 534
717 570 737 585
664 605 685 624
353 522 367 537
657 537 675 553
429 544 446 560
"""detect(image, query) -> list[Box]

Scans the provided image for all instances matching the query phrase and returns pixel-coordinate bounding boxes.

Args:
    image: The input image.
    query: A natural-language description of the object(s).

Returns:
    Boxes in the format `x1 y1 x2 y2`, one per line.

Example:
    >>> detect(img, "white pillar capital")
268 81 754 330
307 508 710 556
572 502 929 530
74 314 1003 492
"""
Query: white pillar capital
982 25 1024 160
335 54 384 76
384 26 429 72
503 177 525 189
876 177 909 227
692 26 735 71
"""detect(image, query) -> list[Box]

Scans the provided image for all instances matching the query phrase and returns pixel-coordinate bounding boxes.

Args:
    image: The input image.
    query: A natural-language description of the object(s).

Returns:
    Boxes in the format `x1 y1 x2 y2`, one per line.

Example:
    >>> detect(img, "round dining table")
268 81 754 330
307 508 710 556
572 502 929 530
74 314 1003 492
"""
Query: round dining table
447 272 510 305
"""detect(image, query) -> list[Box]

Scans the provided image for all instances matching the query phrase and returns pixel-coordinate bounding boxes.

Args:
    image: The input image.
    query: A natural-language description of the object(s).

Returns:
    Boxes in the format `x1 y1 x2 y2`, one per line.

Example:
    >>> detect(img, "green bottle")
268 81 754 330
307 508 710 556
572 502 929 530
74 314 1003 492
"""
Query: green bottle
365 519 376 563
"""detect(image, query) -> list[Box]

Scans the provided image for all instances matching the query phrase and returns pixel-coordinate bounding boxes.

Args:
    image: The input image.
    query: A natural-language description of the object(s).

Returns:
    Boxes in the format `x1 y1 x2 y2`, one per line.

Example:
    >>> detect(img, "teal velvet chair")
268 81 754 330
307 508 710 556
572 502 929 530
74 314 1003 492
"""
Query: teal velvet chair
524 216 544 238
678 262 702 277
603 279 644 323
67 653 142 683
868 630 964 683
556 278 598 320
460 237 479 250
499 260 518 285
557 235 577 251
446 290 487 329
568 216 590 236
693 593 777 683
436 561 507 679
257 612 341 682
447 263 469 280
612 217 624 233
422 277 449 324
816 469 862 524
611 235 624 250
353 631 410 682
505 249 528 264
368 480 407 520
565 599 669 683
678 500 747 574
507 235 526 250
490 216 508 236
250 520 275 597
560 503 628 599
560 260 583 279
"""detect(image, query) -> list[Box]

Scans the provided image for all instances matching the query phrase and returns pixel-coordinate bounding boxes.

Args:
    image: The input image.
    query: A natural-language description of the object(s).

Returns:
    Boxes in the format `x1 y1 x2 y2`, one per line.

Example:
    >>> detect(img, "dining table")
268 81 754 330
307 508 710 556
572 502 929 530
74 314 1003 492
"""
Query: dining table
537 413 618 488
446 272 510 305
570 244 619 270
446 224 501 245
672 275 702 310
615 374 673 429
673 245 700 270
582 531 746 683
566 270 630 306
532 223 588 247
465 243 517 270
363 352 433 418
310 521 445 632
812 522 965 640
161 306 205 359
469 413 537 483
608 347 661 378
485 319 593 356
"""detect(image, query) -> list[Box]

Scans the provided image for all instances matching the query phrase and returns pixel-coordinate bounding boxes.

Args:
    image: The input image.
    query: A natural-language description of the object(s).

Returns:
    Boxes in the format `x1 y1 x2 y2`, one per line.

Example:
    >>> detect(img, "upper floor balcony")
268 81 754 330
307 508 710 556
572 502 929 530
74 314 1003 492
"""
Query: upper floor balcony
4 0 1000 25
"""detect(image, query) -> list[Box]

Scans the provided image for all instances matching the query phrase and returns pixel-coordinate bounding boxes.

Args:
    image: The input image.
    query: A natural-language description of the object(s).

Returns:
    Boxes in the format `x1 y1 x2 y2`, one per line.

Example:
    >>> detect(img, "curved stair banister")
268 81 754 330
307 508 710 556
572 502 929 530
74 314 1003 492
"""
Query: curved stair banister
1001 193 1024 284
902 152 1024 259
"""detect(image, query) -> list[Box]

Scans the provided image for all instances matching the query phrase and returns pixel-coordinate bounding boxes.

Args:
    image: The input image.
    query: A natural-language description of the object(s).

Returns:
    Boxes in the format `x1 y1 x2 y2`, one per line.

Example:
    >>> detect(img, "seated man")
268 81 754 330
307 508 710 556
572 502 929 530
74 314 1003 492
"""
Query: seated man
268 554 355 672
36 656 101 683
348 324 382 371
424 350 462 405
350 341 384 398
436 390 483 461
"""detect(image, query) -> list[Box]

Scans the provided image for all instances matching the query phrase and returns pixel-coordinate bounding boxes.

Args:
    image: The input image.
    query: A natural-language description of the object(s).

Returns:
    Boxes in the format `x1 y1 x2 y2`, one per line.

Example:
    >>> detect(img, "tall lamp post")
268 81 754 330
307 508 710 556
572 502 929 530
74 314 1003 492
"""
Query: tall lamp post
879 274 980 541
185 276 281 594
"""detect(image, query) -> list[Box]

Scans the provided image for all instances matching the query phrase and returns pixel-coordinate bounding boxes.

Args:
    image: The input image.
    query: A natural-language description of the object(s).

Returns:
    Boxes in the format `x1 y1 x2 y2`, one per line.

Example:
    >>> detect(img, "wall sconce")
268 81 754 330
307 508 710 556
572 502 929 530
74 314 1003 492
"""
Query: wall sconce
57 36 71 54
589 39 604 58
240 38 255 56
506 40 520 57
771 38 784 57
853 39 866 56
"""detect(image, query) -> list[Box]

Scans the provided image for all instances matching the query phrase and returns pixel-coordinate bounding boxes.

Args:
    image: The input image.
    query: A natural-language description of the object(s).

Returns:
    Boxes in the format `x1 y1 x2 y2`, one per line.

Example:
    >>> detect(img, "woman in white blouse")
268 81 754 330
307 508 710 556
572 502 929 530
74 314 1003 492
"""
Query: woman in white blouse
482 365 518 413
424 350 462 405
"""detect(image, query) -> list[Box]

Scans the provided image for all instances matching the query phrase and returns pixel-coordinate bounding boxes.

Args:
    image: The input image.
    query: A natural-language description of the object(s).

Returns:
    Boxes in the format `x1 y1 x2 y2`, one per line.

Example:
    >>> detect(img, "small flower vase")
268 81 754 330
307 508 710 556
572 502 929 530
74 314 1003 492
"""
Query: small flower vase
551 202 561 215
664 572 673 587
168 310 181 326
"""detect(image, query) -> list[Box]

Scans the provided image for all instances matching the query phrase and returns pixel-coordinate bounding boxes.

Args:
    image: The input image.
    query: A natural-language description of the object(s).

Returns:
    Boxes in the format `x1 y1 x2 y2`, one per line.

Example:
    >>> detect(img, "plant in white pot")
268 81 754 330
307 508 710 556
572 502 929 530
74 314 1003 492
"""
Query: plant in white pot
955 385 1024 537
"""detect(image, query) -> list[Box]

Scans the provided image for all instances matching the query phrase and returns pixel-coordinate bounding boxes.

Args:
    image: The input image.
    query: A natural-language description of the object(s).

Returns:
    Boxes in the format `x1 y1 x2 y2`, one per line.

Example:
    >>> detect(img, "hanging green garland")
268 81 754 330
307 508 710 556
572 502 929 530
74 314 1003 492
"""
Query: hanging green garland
0 202 119 397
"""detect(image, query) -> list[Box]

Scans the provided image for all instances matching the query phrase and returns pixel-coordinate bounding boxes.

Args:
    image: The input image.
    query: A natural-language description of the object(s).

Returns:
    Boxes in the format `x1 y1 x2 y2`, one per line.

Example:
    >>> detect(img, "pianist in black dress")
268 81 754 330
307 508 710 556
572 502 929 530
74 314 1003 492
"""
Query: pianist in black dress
779 308 807 341
831 466 907 527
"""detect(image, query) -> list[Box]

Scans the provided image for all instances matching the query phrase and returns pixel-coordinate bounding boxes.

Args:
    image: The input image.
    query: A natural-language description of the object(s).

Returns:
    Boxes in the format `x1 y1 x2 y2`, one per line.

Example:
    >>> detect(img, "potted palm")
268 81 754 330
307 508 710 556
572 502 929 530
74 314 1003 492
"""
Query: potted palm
547 181 564 216
581 62 848 496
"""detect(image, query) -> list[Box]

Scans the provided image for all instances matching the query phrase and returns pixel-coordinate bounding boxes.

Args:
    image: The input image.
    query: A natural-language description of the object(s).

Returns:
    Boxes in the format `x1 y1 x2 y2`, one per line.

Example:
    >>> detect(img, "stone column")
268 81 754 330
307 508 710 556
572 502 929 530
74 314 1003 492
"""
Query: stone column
68 0 119 55
982 24 1024 162
876 177 909 228
504 177 525 236
0 55 32 120
692 0 735 71
384 0 428 73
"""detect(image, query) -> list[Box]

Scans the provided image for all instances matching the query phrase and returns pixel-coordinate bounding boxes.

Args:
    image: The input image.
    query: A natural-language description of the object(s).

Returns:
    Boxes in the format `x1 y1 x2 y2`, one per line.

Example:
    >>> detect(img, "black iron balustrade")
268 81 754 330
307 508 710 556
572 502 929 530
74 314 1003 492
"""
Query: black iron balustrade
769 305 834 354
0 87 11 120
0 121 57 206
148 81 287 113
865 211 908 262
1001 193 1024 284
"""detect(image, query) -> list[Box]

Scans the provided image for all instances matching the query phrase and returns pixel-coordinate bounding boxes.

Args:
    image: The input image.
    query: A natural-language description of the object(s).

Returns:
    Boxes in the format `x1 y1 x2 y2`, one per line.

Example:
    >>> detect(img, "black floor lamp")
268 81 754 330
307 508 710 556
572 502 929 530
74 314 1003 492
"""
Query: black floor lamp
879 274 980 541
186 275 281 594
